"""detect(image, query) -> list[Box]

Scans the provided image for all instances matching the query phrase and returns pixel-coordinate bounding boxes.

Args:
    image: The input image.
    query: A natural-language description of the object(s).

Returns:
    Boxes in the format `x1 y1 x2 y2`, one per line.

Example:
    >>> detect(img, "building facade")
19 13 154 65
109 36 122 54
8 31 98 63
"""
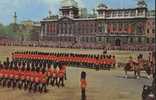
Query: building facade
40 0 155 49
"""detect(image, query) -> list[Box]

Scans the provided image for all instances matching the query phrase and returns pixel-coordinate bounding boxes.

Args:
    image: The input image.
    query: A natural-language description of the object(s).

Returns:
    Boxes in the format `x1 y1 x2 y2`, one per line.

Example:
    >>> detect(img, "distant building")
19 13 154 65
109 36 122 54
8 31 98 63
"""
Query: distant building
40 0 155 48
19 20 41 41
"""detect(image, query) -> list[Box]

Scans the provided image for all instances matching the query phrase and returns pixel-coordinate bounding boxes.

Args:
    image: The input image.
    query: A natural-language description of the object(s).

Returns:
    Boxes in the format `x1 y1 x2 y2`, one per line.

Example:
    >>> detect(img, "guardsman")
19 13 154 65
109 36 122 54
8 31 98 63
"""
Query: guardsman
41 71 48 93
18 69 22 89
25 69 30 90
80 71 87 100
29 71 34 92
0 66 4 85
13 68 18 89
3 68 8 87
34 71 40 92
112 55 116 69
8 68 13 88
62 62 67 80
58 64 65 87
52 62 58 87
47 64 53 86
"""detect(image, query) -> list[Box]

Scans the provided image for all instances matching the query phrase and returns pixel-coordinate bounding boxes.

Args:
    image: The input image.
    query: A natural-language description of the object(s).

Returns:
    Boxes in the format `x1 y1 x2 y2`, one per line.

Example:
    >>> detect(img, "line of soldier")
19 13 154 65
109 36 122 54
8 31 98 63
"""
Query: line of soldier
0 57 67 93
12 51 116 70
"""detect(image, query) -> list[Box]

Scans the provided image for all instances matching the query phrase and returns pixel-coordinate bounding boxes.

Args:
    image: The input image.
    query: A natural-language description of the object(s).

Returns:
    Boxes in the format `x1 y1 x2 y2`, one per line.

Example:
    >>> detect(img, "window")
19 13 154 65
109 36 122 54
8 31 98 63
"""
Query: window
106 12 111 17
152 38 155 43
124 11 129 16
99 37 102 41
118 23 123 31
130 10 136 16
152 29 155 33
138 37 142 43
138 9 144 16
113 23 117 31
112 11 117 17
146 38 149 43
147 29 149 33
118 11 122 17
130 38 133 43
124 23 128 32
106 38 109 43
86 37 88 42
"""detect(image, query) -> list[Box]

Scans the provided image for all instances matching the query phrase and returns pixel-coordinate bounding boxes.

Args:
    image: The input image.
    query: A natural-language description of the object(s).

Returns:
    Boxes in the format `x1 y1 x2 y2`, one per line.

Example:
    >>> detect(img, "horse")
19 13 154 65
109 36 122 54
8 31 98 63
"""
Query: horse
124 59 153 79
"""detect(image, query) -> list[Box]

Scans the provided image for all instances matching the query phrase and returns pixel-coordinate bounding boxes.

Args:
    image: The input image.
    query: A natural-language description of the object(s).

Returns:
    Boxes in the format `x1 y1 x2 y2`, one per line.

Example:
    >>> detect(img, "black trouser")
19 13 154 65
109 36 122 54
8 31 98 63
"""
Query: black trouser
0 77 3 85
58 77 64 87
18 80 23 89
13 79 19 89
3 78 8 87
52 77 58 87
64 72 67 80
47 76 53 85
29 82 33 92
81 88 86 100
7 78 13 88
25 80 30 90
41 83 47 93
34 82 39 92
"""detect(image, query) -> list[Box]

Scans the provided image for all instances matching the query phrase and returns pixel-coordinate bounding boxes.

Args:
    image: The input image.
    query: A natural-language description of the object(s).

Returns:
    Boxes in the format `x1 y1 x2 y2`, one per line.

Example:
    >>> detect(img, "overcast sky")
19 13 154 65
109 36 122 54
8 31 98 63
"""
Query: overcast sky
0 0 155 25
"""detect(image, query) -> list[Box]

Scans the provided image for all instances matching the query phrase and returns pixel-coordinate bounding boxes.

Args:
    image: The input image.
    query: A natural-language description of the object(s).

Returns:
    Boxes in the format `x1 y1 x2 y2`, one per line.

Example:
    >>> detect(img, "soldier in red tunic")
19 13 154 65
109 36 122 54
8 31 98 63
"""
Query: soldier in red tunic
40 71 48 93
58 63 65 87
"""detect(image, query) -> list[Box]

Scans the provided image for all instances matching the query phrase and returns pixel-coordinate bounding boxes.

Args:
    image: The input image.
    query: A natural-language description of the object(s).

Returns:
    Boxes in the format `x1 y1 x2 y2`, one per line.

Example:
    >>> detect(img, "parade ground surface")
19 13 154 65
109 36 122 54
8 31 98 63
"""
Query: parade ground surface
0 46 153 100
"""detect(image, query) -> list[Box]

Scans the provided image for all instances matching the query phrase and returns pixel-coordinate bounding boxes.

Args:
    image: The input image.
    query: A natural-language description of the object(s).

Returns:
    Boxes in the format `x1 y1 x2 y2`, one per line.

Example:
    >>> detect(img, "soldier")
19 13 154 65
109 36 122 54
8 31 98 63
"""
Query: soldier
62 62 67 80
58 64 65 87
52 62 58 87
3 68 8 87
0 65 4 86
34 71 40 92
80 71 87 100
40 71 48 93
112 55 116 69
29 71 34 92
47 64 53 86
7 68 13 88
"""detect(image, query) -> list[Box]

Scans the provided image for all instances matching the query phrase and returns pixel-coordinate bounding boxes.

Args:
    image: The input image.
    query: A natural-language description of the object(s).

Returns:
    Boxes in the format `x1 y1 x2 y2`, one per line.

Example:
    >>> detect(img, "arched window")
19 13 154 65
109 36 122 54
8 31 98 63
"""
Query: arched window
130 38 133 43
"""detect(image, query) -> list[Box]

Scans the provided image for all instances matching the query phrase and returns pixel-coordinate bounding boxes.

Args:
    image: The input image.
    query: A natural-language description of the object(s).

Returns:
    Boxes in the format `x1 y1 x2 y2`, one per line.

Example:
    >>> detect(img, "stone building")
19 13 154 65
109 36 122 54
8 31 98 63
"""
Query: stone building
40 0 155 48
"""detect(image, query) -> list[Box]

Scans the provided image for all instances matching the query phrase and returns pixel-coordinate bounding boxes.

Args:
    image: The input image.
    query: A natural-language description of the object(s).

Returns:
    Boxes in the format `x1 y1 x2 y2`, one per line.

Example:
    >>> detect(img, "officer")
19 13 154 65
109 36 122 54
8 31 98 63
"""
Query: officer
80 71 87 100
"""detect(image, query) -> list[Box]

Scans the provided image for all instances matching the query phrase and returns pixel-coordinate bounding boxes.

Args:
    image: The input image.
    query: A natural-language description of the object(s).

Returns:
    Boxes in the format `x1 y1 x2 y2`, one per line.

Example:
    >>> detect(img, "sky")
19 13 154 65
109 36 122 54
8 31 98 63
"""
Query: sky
0 0 155 25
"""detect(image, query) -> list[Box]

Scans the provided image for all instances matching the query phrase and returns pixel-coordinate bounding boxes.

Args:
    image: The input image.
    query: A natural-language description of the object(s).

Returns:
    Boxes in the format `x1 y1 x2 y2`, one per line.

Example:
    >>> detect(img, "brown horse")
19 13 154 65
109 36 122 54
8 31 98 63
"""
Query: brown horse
124 59 153 79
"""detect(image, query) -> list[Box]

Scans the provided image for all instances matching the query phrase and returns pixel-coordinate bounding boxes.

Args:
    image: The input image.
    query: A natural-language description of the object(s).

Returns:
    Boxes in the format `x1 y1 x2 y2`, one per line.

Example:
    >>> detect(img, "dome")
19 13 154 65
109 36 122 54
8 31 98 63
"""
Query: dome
137 0 147 8
97 3 108 9
61 0 78 7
